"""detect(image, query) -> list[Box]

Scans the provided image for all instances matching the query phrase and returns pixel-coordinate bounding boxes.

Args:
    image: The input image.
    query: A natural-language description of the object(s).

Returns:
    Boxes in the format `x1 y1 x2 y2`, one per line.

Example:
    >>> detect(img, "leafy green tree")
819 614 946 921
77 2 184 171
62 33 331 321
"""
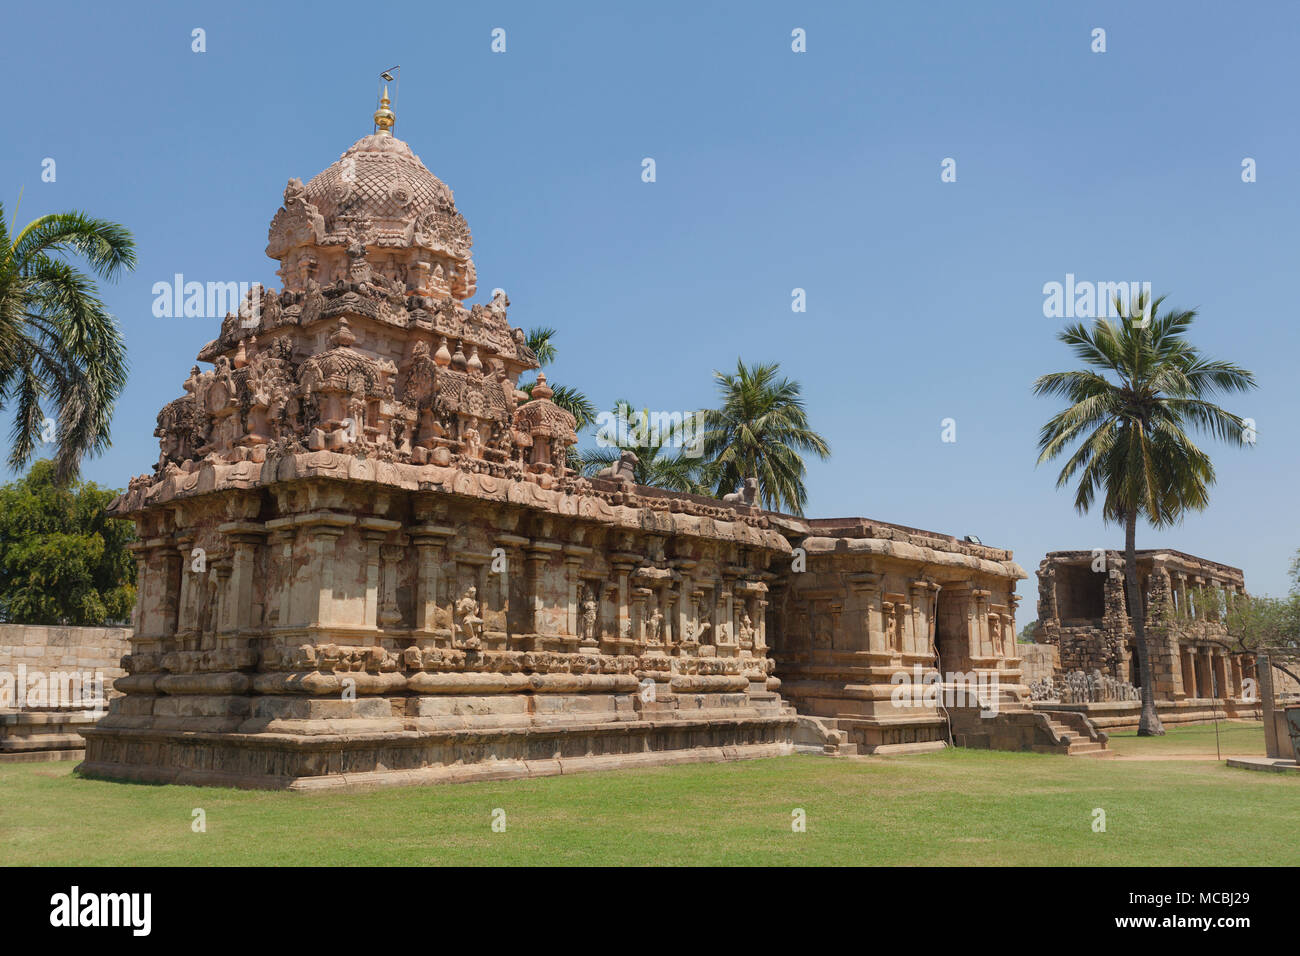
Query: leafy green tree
1190 555 1300 689
698 359 830 514
1034 293 1256 735
0 203 135 481
579 399 710 492
0 460 135 625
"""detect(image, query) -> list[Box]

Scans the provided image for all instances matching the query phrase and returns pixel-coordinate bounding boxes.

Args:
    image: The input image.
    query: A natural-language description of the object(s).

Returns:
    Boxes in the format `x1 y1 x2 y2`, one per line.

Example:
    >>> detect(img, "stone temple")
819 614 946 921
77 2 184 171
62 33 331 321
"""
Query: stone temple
82 99 1059 790
1028 549 1291 730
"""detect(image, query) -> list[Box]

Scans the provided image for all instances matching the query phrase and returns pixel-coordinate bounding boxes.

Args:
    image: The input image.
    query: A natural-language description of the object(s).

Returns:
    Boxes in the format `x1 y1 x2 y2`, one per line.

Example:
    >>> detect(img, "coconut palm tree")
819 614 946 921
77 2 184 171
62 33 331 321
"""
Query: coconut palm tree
517 325 596 432
579 399 709 492
0 203 135 482
1034 292 1256 736
697 359 830 514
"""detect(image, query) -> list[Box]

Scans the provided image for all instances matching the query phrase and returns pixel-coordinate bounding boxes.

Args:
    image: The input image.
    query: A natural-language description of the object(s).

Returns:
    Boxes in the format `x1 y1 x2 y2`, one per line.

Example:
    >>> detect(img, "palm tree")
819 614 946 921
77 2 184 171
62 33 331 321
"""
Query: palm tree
579 399 709 492
518 326 596 432
698 359 830 514
1034 293 1256 736
0 203 134 482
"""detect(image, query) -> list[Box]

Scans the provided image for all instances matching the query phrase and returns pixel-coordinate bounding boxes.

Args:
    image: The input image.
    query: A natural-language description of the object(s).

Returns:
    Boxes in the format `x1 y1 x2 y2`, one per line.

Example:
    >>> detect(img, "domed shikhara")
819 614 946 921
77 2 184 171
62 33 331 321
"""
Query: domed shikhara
155 121 577 483
267 133 476 300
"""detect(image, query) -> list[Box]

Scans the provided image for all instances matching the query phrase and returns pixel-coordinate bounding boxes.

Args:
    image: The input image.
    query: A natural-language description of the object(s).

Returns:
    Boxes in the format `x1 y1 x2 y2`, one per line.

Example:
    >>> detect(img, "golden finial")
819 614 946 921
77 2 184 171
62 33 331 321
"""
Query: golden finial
373 84 395 136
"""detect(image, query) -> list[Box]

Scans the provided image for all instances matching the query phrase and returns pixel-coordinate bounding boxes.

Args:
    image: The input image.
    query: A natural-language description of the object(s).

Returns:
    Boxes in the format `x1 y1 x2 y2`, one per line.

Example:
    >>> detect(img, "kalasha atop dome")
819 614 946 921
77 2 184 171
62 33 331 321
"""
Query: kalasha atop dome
266 87 476 300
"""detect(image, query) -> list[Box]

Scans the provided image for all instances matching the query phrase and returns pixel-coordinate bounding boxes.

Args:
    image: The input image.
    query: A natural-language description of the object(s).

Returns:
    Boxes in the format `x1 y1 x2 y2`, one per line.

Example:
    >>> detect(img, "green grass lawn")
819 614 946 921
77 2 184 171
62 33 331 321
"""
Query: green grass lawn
1 722 1293 866
1105 718 1268 757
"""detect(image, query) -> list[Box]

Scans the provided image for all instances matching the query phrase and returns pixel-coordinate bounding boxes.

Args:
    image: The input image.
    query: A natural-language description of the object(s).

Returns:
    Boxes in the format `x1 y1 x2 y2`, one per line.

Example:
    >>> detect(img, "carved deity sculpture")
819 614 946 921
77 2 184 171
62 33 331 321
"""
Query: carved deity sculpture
739 612 755 648
647 606 664 644
462 418 483 459
684 598 710 644
456 586 484 649
580 587 599 645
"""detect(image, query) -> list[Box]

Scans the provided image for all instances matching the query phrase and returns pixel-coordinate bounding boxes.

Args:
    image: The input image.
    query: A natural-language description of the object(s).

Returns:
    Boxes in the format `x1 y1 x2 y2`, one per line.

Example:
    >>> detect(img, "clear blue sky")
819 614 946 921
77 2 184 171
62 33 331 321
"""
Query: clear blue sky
3 0 1298 606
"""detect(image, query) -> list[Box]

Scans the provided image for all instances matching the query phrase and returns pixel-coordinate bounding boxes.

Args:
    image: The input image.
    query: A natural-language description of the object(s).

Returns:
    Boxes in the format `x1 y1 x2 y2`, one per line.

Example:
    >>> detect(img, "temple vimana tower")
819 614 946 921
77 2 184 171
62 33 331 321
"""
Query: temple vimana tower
83 97 1043 790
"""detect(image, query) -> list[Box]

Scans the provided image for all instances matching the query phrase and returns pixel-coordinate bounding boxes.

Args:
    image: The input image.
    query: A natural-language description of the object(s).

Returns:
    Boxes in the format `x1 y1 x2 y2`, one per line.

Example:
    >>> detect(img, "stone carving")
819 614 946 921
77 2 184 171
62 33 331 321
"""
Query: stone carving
723 477 759 506
1030 669 1139 703
596 450 638 483
739 612 755 649
580 587 599 645
647 606 664 644
456 586 484 650
151 151 577 478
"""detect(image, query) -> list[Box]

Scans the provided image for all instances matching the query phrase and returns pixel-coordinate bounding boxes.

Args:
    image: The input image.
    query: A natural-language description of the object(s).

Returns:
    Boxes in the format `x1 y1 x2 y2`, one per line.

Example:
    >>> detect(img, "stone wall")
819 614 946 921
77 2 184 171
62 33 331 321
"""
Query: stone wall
0 624 130 761
0 624 130 700
1018 642 1058 686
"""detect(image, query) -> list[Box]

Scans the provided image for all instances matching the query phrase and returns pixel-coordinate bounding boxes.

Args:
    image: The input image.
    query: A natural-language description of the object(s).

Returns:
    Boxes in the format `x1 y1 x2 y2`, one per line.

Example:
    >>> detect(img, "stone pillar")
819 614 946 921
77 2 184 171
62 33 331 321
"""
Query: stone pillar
265 518 297 630
908 579 936 657
702 584 720 648
174 536 197 640
218 522 268 635
971 589 992 660
152 541 182 643
631 588 650 647
379 543 405 627
1257 653 1283 758
664 584 676 646
673 560 696 647
1004 593 1021 659
721 572 738 646
362 535 382 628
847 572 885 657
299 512 355 629
357 517 401 629
213 558 233 640
128 542 150 646
612 558 637 645
411 524 455 636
